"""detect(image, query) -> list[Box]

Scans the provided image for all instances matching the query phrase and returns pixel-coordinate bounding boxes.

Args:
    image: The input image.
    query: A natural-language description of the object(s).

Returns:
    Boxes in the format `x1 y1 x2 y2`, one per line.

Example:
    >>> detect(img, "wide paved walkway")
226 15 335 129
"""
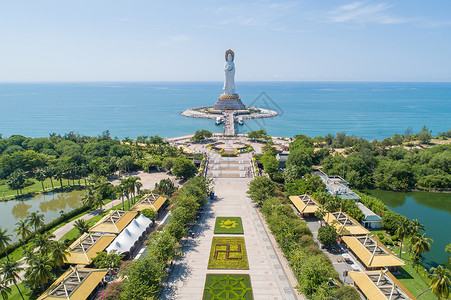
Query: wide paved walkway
161 153 301 299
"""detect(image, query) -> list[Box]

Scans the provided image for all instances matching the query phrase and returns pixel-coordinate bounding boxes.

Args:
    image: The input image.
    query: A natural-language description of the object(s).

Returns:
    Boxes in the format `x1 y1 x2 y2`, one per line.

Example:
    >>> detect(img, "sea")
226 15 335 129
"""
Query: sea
0 81 450 139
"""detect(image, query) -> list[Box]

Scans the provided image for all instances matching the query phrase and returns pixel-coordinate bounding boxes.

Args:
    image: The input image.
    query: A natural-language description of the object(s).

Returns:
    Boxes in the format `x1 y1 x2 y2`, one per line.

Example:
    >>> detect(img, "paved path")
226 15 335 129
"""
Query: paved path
161 152 302 299
223 111 235 135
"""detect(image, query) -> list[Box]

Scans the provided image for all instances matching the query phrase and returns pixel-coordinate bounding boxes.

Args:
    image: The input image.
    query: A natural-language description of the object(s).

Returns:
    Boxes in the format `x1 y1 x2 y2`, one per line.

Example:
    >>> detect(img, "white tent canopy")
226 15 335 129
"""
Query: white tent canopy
106 214 152 254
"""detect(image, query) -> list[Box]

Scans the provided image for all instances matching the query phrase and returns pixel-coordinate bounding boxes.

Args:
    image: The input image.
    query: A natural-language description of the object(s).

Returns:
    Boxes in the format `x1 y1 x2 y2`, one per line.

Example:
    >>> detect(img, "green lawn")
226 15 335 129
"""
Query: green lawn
208 237 248 270
0 177 89 200
6 282 30 300
203 274 253 300
214 217 244 234
370 230 436 300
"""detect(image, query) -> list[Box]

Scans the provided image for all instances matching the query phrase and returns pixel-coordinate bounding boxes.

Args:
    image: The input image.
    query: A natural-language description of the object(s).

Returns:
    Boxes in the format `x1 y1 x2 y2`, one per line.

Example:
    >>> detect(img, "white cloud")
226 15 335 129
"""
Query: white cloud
160 34 190 46
327 1 408 24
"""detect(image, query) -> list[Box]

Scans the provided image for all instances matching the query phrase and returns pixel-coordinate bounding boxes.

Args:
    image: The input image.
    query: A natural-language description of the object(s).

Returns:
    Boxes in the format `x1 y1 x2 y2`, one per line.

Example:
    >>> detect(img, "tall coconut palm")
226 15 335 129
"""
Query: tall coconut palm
27 255 53 291
417 265 450 299
0 228 12 261
408 219 425 253
14 220 31 250
74 219 90 235
27 212 45 233
314 205 327 227
34 169 46 192
0 260 25 300
49 241 68 268
395 218 409 258
115 185 125 211
81 187 97 209
0 280 11 300
43 166 55 189
32 232 55 256
54 167 64 188
412 233 433 267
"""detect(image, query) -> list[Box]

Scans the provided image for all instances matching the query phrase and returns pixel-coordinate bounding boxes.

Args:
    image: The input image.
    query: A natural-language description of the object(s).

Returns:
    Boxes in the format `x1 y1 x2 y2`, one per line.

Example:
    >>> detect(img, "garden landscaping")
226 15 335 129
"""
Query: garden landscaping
214 217 244 234
208 237 249 270
203 274 253 300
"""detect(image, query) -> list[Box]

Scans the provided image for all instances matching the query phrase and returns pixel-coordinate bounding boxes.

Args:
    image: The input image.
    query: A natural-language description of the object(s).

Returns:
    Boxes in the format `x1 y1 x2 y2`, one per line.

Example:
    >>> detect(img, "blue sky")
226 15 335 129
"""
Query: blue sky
1 0 451 82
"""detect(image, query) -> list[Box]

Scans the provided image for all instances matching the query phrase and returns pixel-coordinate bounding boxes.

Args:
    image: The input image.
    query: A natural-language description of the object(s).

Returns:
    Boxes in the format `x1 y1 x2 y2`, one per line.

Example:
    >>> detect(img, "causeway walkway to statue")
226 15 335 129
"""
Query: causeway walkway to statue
161 152 302 300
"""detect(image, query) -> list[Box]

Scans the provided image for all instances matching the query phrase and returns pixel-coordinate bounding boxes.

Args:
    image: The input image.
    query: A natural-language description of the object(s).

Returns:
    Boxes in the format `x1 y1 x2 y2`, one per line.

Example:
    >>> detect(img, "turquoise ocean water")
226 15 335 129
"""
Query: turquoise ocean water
0 82 450 139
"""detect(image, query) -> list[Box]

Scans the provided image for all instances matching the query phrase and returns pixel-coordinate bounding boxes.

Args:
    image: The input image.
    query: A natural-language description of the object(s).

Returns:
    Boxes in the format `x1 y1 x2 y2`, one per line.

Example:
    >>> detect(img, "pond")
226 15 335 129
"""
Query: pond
0 190 83 242
367 190 451 268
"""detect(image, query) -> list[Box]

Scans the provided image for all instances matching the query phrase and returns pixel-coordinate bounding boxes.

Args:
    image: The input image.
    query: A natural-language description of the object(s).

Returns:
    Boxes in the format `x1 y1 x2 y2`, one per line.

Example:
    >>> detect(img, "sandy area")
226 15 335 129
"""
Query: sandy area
109 170 180 191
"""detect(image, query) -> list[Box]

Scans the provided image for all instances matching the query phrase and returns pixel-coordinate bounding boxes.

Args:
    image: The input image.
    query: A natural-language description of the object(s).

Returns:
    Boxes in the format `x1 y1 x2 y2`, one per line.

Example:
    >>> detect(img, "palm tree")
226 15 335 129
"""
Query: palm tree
43 166 55 189
0 228 12 261
54 167 64 188
412 233 433 267
0 280 11 300
395 218 409 258
27 211 45 233
34 169 46 192
115 185 125 211
0 260 25 300
32 232 55 256
81 187 98 209
27 255 53 291
14 220 31 250
74 219 90 235
408 219 425 252
314 205 327 227
49 241 68 268
417 265 450 299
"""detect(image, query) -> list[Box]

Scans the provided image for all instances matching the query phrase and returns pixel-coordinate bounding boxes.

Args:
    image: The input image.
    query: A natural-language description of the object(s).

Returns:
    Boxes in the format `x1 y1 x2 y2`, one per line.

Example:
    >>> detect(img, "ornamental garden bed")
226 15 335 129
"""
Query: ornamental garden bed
203 274 253 300
214 217 244 234
208 237 249 269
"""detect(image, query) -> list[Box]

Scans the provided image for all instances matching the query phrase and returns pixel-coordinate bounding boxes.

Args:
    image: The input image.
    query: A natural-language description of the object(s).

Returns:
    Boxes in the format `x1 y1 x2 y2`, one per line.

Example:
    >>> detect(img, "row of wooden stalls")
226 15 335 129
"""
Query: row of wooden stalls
37 193 169 300
290 194 417 300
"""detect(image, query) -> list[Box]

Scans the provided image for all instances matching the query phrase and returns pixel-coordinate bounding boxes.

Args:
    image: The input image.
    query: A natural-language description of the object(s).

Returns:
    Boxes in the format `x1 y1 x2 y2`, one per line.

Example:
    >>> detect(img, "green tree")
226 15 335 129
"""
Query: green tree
7 169 26 195
417 125 432 144
34 169 46 191
155 178 176 196
395 218 409 258
81 187 99 210
43 166 55 189
247 176 275 204
145 231 177 263
27 211 45 233
0 260 25 300
142 209 157 221
172 158 197 180
317 225 338 248
50 241 68 267
26 255 53 290
0 228 12 261
14 220 31 250
0 281 11 300
74 219 90 235
412 233 433 267
417 265 450 299
92 251 124 269
191 130 213 143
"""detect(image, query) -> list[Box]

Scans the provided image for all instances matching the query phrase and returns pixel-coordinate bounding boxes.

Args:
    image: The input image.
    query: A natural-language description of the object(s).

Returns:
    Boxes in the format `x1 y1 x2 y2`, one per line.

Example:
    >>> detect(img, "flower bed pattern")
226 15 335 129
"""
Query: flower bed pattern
203 274 253 300
208 237 249 269
214 217 244 234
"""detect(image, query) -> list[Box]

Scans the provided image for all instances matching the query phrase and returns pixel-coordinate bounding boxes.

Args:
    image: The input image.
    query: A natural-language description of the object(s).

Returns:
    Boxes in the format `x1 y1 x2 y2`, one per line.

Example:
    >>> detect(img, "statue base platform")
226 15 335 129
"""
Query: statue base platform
213 94 246 110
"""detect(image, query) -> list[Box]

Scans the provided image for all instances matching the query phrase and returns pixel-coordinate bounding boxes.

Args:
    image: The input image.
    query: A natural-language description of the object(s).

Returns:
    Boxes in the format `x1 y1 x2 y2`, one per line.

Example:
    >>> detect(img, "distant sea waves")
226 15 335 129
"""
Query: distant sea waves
0 82 449 140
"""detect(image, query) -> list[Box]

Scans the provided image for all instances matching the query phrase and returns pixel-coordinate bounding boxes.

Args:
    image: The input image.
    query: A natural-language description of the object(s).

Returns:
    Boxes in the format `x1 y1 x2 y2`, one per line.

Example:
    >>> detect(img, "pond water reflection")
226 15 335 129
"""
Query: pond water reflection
0 190 83 242
367 190 451 268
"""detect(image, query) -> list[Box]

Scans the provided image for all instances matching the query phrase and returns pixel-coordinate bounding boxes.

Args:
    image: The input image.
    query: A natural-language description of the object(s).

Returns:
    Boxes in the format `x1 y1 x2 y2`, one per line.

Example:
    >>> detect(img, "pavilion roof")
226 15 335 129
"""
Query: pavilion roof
89 210 137 234
324 211 370 236
343 236 405 268
349 270 416 300
289 194 319 214
130 193 168 212
65 232 116 265
37 267 108 300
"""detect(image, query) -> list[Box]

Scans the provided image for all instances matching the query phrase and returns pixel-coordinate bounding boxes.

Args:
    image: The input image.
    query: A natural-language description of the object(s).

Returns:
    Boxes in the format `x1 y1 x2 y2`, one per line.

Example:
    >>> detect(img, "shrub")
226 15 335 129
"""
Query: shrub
318 225 338 248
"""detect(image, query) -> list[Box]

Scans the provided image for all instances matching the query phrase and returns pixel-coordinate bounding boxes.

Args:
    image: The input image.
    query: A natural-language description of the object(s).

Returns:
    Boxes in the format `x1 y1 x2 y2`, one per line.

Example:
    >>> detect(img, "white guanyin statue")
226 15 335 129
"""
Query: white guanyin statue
223 50 236 95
